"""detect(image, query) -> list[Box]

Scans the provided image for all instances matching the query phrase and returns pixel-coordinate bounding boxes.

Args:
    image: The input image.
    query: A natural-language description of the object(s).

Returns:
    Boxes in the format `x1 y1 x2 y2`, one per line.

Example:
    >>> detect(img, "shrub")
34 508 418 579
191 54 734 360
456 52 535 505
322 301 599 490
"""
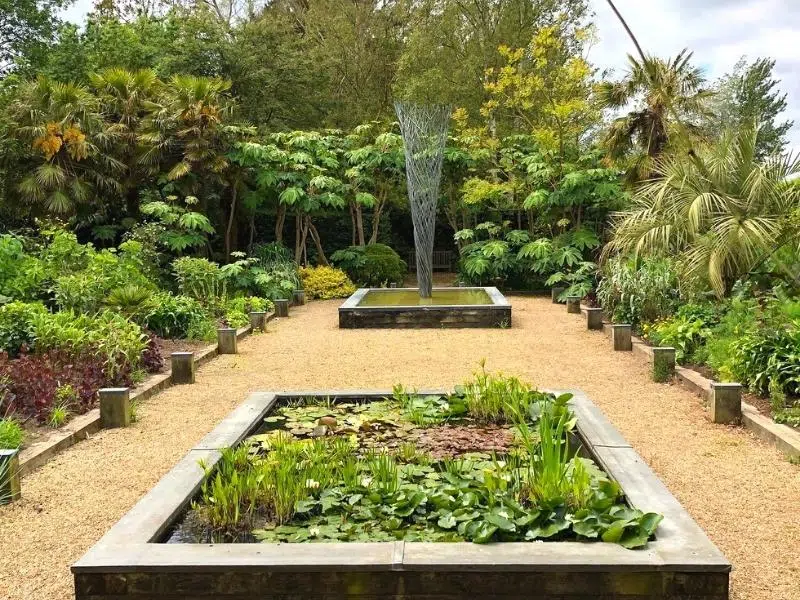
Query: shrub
141 335 165 373
224 296 273 328
0 301 47 357
52 240 155 314
596 257 679 328
173 257 225 301
0 349 120 422
0 417 24 448
728 326 800 397
643 315 710 363
299 266 357 299
32 310 148 377
140 293 209 339
331 244 407 287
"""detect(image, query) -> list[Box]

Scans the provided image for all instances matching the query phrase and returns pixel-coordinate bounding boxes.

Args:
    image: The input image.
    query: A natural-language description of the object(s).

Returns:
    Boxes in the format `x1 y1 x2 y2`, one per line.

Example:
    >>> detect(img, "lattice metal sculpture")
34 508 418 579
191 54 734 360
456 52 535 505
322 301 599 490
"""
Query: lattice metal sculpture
395 102 452 298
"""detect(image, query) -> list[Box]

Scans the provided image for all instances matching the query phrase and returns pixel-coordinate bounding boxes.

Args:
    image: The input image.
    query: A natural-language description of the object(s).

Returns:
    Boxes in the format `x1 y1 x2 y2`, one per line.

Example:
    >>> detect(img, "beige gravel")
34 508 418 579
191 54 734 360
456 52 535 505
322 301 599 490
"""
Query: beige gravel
1 296 799 600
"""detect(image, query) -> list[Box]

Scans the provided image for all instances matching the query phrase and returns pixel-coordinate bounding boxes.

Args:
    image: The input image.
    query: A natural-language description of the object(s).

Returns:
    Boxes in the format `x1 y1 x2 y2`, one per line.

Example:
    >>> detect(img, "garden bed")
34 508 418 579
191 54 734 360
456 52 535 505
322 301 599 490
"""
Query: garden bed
73 378 730 599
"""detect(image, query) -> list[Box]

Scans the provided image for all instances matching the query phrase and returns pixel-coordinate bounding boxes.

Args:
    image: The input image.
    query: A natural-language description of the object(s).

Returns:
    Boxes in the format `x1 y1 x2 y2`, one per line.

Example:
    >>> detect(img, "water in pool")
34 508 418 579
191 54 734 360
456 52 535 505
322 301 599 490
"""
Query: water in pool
357 288 492 306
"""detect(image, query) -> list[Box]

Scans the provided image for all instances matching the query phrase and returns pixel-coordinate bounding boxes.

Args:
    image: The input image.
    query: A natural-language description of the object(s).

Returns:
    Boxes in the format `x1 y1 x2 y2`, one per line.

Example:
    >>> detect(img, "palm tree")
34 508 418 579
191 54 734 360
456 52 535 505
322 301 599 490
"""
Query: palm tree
11 76 123 216
90 68 160 217
597 50 713 182
605 122 800 297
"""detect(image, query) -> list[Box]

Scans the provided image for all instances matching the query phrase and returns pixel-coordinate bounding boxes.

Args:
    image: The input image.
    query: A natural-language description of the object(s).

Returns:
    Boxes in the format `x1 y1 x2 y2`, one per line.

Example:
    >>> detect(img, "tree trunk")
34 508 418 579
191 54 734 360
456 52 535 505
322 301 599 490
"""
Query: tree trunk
369 191 387 245
225 185 238 261
307 218 329 265
248 212 255 253
294 213 303 263
349 203 357 246
355 203 365 246
275 204 286 244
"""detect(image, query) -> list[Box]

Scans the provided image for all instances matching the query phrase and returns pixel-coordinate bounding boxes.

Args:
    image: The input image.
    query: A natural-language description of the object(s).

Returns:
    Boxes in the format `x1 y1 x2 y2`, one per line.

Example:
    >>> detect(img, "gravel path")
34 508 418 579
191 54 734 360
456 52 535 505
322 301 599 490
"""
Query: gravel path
1 296 798 600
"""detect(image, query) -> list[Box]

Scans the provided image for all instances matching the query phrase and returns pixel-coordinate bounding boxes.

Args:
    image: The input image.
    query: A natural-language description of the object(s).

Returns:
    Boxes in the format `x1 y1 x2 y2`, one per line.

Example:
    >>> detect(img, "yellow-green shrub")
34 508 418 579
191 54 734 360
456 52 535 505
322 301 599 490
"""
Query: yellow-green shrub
299 266 356 300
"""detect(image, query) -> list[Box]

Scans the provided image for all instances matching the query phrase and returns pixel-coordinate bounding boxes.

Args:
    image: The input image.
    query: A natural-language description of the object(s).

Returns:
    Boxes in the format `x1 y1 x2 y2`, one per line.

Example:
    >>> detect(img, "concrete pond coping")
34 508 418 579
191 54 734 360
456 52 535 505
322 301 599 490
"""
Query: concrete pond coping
339 287 512 329
73 389 730 599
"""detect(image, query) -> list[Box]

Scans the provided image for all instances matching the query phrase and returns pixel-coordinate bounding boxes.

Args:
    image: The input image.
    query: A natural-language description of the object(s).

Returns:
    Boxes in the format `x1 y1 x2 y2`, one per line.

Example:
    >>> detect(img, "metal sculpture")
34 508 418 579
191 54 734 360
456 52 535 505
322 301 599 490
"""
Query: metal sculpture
394 102 451 298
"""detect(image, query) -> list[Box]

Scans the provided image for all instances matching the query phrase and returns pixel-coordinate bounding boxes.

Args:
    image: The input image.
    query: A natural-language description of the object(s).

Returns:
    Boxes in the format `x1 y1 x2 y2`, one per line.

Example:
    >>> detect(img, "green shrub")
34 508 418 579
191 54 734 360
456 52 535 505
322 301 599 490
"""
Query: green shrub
173 257 225 301
299 266 356 299
596 257 679 328
0 417 24 448
33 310 148 376
727 326 800 397
0 302 48 356
643 315 710 363
53 243 155 314
224 296 273 328
331 244 407 287
140 293 209 339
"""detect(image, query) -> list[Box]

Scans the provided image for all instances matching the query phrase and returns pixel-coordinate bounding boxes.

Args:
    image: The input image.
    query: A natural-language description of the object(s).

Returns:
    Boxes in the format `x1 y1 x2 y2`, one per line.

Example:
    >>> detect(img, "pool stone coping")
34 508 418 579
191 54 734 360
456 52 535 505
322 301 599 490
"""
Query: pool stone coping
339 286 512 329
73 389 730 599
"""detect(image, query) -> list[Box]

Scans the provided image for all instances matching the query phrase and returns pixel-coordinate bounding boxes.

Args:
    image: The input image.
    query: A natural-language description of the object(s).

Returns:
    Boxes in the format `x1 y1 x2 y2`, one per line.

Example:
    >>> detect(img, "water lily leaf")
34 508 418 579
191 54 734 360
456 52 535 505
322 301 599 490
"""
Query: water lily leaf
437 514 457 529
485 513 516 532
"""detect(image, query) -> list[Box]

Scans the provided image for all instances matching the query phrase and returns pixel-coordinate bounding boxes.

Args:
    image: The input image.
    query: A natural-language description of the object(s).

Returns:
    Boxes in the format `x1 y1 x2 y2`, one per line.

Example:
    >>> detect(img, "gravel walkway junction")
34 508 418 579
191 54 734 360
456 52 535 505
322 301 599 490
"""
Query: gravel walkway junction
0 296 798 600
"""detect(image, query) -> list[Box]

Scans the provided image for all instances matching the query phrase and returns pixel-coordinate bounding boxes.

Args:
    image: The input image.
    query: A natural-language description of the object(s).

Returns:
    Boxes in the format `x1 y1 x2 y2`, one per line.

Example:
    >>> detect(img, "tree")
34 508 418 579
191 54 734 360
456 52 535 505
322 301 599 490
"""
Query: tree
344 124 404 246
0 0 66 75
482 22 599 159
10 76 124 217
395 0 589 123
708 57 793 159
597 50 712 182
605 122 800 297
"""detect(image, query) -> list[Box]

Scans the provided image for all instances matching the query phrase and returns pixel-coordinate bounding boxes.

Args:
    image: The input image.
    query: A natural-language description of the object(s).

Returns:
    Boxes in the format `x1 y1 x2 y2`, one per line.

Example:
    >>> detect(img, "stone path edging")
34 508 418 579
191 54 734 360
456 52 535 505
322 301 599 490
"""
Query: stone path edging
587 317 800 460
17 314 275 477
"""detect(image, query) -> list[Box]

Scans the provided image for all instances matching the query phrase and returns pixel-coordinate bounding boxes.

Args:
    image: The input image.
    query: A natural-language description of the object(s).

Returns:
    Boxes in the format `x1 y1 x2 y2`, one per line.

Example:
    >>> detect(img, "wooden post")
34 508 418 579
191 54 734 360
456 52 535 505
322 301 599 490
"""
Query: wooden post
710 383 742 424
171 352 195 385
652 347 676 382
99 388 130 429
586 307 603 330
566 296 581 314
274 299 289 317
249 311 266 332
612 324 632 351
551 286 566 303
0 449 21 504
458 282 467 287
389 283 397 288
292 290 306 306
217 328 237 354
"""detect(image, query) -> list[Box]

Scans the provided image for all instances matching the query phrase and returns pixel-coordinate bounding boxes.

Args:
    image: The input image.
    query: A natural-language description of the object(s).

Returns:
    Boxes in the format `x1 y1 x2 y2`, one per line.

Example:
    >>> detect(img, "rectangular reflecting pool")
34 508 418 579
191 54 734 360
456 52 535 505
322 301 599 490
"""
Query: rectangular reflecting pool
72 390 730 600
339 287 511 328
358 288 492 307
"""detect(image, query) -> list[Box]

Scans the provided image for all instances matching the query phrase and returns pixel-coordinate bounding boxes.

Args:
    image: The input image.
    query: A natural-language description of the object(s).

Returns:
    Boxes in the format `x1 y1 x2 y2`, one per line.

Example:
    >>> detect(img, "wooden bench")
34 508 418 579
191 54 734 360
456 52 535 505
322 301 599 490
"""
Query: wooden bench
409 250 454 271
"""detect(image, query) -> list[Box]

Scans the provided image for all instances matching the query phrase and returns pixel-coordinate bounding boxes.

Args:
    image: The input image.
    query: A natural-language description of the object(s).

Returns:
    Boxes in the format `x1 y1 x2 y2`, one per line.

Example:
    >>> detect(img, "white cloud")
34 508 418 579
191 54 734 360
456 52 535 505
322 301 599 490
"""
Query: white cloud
587 0 800 150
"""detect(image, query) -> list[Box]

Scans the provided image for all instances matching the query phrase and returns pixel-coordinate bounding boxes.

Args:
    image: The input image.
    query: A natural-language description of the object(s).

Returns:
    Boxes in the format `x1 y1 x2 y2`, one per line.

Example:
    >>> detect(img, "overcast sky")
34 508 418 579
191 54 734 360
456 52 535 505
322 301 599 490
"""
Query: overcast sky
62 0 800 149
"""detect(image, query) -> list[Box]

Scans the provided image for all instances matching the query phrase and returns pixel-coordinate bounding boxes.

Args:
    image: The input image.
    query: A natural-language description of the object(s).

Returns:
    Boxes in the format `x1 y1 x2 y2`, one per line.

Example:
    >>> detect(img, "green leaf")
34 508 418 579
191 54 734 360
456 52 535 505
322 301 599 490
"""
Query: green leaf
437 513 458 529
485 513 516 532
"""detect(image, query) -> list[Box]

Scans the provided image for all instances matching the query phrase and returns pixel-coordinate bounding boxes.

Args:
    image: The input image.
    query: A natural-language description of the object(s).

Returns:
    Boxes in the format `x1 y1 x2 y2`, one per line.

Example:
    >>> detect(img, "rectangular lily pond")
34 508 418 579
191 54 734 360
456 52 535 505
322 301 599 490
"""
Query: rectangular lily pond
73 369 730 599
339 286 511 328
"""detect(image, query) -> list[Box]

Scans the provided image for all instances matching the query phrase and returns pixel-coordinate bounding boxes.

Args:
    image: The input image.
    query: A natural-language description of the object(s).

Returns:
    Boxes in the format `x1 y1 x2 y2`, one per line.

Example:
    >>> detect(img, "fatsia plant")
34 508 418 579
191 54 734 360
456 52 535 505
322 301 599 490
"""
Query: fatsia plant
606 123 800 297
